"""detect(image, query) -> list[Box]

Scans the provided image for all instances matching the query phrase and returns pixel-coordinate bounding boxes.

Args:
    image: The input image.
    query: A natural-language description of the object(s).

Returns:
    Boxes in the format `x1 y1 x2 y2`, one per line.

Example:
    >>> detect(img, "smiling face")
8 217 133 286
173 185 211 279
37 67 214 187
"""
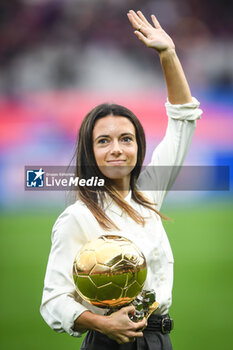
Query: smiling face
93 115 138 188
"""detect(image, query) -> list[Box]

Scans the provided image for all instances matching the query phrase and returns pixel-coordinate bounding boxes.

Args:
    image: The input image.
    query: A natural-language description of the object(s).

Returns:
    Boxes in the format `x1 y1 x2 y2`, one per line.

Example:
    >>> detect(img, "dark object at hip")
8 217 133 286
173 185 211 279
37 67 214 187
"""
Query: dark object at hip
145 314 174 334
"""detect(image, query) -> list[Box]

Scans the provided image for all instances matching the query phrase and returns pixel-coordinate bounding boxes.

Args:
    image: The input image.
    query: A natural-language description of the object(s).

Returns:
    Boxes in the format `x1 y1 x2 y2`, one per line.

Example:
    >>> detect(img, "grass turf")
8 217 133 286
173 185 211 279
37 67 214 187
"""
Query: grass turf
0 201 232 349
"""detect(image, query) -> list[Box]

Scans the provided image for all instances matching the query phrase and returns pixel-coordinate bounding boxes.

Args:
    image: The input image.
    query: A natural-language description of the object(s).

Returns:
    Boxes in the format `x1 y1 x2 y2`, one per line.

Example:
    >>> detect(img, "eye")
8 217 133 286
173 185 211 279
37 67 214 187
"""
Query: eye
121 136 133 143
97 138 109 144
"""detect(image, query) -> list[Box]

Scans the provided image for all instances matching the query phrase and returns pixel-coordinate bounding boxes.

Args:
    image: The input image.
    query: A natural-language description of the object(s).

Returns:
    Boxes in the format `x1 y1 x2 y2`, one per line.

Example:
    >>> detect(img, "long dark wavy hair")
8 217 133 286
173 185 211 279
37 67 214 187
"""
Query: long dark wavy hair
75 103 165 230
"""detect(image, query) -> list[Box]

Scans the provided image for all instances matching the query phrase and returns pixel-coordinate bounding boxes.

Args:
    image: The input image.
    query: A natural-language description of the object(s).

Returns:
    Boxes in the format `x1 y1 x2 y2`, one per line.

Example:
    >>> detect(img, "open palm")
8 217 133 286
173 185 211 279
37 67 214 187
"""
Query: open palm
127 10 175 53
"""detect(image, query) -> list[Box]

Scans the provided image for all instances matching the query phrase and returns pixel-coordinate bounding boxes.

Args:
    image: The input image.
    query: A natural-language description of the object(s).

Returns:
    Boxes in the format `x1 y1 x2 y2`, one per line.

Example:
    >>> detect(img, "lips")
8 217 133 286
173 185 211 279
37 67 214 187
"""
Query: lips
106 160 127 164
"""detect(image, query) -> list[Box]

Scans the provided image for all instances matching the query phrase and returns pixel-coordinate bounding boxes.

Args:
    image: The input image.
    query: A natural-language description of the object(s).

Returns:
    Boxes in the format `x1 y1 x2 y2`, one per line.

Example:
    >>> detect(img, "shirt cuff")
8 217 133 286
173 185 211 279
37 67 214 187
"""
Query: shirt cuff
165 97 203 121
62 303 88 337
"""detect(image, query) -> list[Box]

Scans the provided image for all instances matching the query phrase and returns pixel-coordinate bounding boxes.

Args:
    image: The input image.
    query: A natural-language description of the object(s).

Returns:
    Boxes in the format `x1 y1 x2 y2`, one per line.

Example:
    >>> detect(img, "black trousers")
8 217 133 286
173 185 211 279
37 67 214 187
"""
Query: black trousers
80 315 173 350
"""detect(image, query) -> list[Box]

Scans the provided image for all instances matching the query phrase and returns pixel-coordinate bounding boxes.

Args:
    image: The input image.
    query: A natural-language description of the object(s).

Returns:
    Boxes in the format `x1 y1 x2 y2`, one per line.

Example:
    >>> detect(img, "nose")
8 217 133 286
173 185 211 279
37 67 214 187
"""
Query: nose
110 140 123 156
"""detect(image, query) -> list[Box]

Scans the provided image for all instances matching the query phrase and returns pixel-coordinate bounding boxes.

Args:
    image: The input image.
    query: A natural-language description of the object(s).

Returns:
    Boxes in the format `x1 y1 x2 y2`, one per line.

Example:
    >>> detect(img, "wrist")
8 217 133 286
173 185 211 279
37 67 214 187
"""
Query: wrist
74 310 108 334
93 314 109 334
159 47 176 59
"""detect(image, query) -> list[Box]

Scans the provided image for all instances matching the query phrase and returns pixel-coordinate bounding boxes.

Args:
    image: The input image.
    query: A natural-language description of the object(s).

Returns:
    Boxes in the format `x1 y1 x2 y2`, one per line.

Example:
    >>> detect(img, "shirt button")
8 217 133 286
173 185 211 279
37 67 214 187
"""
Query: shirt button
154 248 158 255
160 276 165 281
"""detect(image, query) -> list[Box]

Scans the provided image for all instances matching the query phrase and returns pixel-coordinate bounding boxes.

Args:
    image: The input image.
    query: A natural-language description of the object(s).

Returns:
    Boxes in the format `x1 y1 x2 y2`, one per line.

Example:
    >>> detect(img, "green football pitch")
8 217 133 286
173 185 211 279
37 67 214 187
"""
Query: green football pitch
0 201 232 349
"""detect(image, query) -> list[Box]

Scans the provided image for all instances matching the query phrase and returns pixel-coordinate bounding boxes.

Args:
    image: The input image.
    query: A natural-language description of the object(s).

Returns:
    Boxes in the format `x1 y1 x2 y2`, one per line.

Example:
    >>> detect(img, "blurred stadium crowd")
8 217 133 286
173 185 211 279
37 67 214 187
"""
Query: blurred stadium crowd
0 0 233 94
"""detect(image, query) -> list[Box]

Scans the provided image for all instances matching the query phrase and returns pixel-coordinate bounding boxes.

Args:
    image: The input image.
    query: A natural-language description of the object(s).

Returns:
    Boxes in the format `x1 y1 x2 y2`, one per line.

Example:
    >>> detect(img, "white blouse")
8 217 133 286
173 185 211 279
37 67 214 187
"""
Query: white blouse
40 97 202 337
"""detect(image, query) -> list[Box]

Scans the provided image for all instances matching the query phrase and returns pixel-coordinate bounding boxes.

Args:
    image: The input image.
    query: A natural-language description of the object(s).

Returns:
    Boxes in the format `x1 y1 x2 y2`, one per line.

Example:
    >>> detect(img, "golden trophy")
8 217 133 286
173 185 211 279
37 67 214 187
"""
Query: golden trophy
73 235 159 321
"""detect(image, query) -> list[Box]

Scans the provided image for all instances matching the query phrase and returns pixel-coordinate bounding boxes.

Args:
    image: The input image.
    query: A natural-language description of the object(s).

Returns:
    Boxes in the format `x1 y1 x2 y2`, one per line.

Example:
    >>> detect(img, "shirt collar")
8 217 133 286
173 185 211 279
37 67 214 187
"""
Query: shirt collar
102 190 132 217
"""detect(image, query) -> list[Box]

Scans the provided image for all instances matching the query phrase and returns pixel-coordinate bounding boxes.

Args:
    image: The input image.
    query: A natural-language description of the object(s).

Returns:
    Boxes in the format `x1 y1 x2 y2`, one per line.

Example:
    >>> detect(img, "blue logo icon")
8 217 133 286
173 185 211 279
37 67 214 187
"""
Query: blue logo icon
26 168 45 188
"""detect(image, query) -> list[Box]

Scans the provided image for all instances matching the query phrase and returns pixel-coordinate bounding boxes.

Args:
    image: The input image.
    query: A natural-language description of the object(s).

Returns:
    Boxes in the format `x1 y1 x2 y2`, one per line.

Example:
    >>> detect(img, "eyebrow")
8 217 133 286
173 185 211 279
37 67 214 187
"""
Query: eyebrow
94 132 135 142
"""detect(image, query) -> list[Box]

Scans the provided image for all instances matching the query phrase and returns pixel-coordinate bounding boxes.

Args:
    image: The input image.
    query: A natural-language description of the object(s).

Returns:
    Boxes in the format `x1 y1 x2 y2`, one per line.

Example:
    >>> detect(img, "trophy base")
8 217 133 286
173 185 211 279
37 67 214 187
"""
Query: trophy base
129 290 158 322
105 290 159 323
145 301 159 320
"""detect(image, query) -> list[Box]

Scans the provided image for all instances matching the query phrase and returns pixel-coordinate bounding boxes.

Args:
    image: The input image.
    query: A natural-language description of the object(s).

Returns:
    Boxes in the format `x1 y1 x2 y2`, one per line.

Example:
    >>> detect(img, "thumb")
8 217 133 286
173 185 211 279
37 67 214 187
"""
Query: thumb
134 31 150 46
121 305 136 316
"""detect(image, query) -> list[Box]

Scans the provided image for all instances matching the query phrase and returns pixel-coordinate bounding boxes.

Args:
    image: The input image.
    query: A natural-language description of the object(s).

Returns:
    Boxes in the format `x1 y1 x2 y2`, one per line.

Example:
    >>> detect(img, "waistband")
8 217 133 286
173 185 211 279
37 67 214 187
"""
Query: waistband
145 314 174 334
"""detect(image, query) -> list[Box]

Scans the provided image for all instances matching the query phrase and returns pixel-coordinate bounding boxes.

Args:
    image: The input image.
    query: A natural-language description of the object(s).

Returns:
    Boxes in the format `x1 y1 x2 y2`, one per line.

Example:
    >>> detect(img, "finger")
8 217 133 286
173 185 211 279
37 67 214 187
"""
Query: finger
128 11 152 33
130 330 143 338
134 317 147 331
134 30 151 46
137 25 152 37
151 14 161 29
122 305 136 315
128 10 142 26
117 336 127 345
120 335 135 344
128 336 136 343
127 13 141 30
129 9 141 22
137 10 153 28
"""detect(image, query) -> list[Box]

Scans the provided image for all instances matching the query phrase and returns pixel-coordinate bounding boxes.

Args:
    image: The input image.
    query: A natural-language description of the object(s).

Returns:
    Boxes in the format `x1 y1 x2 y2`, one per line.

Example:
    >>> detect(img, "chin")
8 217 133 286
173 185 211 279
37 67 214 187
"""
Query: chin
100 165 134 180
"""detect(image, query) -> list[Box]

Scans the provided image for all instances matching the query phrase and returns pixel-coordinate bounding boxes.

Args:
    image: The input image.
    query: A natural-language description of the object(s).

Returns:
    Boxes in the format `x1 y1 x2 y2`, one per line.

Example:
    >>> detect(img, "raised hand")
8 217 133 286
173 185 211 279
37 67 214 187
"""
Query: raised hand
127 10 175 53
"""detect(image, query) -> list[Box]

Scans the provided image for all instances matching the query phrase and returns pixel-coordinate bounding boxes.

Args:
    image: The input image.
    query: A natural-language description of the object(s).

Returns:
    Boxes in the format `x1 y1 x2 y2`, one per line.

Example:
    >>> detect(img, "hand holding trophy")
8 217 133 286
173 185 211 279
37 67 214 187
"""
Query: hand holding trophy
73 235 159 323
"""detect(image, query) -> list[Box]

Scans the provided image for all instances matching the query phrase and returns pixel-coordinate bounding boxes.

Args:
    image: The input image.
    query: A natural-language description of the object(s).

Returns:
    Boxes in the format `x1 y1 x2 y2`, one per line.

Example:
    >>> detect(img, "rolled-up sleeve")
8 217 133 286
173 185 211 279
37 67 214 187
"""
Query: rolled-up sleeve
40 206 89 337
137 97 203 208
165 97 202 121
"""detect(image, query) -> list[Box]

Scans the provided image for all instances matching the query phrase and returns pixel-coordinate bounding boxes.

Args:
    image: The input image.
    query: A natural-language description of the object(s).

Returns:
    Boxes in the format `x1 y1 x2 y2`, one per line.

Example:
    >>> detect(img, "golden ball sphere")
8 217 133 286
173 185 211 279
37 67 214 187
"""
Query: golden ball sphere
73 235 147 308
